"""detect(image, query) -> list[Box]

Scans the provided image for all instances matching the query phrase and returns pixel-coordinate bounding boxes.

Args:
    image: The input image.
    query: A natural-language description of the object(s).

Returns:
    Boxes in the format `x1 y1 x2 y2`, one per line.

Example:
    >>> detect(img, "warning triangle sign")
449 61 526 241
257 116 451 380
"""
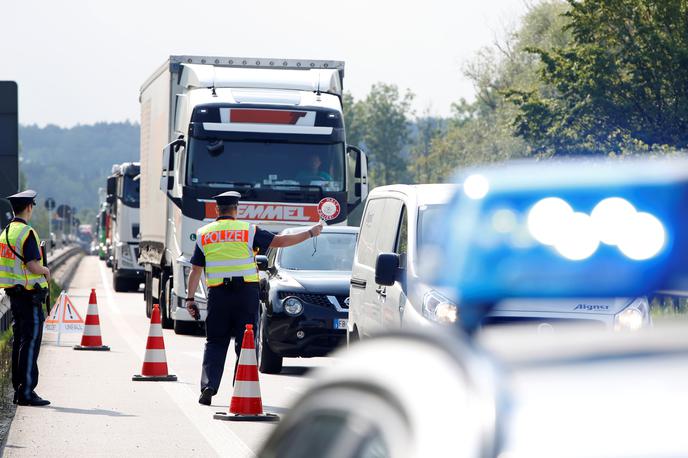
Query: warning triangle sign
44 291 85 342
62 295 84 323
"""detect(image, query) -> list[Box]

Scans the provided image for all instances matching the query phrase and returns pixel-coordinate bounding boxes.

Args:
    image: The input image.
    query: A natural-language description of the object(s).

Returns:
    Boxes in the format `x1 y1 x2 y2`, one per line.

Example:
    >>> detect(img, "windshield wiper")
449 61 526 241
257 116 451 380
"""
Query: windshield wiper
264 184 323 192
205 181 255 188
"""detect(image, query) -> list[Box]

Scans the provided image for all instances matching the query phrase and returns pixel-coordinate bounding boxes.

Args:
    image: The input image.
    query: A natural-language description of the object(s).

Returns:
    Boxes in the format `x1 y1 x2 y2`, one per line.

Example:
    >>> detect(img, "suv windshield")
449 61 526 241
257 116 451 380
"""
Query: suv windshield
279 232 356 271
187 139 345 191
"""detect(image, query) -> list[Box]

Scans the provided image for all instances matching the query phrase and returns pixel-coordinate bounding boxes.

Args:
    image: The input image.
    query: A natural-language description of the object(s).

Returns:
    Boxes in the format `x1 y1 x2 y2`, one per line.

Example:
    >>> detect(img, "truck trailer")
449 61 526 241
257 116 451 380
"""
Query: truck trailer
106 162 144 292
138 55 368 333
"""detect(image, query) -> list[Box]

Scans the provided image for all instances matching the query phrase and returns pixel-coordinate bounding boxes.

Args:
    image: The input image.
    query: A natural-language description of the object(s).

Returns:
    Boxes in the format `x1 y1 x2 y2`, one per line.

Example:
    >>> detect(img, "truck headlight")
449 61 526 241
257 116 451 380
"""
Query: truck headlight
283 297 304 316
422 290 458 324
614 297 649 331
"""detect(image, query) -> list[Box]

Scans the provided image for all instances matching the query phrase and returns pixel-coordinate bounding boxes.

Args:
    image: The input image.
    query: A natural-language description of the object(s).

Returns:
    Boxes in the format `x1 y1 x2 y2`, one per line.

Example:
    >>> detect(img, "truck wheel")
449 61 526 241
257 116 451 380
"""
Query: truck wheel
160 278 173 329
257 313 282 374
113 271 127 292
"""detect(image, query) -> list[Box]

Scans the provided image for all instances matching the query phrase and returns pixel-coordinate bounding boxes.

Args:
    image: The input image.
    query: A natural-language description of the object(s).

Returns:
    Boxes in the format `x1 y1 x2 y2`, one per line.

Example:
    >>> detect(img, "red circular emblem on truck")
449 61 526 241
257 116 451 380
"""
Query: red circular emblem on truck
317 198 340 221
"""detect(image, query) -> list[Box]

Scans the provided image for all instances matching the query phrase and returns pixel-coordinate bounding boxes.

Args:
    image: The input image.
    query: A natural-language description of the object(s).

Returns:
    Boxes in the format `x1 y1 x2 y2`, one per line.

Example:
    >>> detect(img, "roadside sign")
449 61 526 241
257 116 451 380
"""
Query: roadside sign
45 291 85 345
45 198 56 211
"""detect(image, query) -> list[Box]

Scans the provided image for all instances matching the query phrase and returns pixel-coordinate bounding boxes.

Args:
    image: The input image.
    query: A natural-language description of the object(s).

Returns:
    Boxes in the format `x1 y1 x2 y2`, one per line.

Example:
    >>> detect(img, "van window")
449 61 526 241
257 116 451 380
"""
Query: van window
375 199 403 255
396 205 408 256
356 198 386 268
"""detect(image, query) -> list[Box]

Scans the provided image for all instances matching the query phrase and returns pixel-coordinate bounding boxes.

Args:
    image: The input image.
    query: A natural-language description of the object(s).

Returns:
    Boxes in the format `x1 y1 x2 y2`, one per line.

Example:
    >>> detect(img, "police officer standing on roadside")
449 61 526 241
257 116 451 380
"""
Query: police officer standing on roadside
185 191 323 405
0 190 51 406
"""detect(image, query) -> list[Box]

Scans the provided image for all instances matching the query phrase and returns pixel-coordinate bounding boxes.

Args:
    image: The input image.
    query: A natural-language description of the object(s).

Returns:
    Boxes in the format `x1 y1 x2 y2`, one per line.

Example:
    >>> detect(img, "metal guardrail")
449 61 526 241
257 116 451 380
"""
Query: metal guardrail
0 245 83 333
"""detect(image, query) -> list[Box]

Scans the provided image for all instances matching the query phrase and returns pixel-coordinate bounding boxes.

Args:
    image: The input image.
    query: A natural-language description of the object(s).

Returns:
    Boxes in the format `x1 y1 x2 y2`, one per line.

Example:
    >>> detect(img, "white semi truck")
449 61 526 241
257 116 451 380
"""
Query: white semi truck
138 56 368 334
106 162 144 292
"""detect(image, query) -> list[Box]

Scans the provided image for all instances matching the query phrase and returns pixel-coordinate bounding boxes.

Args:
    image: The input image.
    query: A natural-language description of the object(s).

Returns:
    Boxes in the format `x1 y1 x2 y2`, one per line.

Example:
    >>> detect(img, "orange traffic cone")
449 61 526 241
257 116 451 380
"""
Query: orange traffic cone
74 289 110 351
214 324 279 422
132 304 177 382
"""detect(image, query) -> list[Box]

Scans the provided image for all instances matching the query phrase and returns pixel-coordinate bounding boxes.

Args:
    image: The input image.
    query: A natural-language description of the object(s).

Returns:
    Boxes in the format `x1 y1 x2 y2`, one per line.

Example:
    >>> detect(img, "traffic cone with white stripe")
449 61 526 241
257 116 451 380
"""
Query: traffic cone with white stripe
214 324 279 422
132 304 177 382
74 289 110 351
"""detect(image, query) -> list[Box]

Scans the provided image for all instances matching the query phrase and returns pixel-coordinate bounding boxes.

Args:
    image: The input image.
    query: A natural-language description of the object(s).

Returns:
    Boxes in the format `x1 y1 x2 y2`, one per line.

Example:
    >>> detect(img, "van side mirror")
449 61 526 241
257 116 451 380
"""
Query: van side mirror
375 253 400 286
256 255 269 271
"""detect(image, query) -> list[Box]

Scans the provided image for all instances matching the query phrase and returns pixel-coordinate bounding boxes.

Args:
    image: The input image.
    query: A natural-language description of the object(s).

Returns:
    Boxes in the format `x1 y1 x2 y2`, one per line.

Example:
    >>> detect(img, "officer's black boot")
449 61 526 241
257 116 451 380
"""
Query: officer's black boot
17 390 50 406
198 387 216 406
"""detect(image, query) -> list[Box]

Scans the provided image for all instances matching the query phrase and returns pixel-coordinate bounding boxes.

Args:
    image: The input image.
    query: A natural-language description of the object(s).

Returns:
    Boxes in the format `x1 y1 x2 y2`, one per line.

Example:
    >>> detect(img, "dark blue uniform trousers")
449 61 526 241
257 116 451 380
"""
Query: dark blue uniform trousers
201 282 259 392
10 296 44 399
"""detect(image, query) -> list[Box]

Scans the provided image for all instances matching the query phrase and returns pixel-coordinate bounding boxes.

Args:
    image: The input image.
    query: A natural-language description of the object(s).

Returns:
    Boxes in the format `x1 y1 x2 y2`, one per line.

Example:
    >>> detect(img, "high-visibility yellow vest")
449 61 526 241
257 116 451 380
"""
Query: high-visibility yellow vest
197 219 258 286
0 221 48 290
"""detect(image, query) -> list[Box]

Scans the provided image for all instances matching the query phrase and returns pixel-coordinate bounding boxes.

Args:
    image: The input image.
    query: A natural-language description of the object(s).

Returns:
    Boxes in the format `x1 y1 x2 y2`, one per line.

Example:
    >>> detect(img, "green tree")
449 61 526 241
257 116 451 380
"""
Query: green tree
342 92 366 148
408 111 445 183
361 83 414 186
413 1 571 182
511 0 688 155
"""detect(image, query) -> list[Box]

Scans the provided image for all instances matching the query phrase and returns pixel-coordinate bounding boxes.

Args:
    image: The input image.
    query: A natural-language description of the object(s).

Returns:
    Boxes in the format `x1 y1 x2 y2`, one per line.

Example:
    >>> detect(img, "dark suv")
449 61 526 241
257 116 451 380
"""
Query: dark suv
257 226 359 373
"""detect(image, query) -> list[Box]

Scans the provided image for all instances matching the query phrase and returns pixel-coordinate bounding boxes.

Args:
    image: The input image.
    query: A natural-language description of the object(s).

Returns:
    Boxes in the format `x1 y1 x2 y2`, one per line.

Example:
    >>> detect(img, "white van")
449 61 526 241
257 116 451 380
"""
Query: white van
348 184 651 341
348 184 459 341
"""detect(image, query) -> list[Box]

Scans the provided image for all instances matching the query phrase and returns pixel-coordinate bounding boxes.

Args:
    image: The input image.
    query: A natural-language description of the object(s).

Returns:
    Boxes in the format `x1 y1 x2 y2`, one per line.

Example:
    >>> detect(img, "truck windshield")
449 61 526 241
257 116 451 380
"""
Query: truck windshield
122 175 140 207
187 139 345 192
279 232 357 271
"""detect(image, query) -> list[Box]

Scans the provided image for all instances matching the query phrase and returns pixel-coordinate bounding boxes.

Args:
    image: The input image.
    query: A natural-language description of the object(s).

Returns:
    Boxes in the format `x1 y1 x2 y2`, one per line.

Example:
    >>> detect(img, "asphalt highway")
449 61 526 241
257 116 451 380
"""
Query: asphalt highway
3 255 334 457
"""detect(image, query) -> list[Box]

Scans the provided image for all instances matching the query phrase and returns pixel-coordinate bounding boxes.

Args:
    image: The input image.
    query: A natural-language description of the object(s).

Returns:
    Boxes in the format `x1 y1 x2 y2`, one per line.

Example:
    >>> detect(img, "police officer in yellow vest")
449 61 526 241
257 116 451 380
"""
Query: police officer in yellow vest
0 190 51 406
186 191 323 405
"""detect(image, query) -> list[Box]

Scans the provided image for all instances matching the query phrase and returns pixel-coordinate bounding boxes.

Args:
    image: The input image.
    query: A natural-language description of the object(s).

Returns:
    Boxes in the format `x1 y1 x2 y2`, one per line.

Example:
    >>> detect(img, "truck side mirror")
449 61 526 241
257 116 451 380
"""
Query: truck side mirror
375 252 400 286
350 145 368 199
105 194 115 204
106 176 116 196
160 138 185 193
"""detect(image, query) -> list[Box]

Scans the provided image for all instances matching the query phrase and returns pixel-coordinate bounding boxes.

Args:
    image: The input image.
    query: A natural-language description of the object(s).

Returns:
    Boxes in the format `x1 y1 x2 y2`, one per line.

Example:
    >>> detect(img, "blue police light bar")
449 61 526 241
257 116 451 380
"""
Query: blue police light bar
429 158 688 305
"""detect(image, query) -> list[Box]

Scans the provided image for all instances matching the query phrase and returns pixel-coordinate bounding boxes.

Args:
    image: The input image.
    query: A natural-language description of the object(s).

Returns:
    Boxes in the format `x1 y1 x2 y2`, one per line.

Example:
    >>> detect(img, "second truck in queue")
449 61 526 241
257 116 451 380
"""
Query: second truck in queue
138 55 368 333
106 162 144 292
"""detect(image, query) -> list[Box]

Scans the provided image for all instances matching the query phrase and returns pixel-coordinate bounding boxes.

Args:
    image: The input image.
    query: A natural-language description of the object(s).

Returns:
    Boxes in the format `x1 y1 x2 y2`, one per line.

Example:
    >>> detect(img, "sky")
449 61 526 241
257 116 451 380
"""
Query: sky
1 0 530 127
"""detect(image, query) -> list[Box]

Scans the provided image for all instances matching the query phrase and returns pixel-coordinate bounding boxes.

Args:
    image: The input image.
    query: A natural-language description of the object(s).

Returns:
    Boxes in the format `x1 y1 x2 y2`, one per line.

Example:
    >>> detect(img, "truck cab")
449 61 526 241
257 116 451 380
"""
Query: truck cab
106 162 144 292
139 57 368 333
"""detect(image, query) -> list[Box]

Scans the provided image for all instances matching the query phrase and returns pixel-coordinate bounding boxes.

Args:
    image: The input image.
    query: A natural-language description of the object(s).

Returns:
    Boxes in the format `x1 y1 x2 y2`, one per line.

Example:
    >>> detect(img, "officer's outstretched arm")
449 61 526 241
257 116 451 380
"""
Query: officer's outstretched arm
270 223 323 248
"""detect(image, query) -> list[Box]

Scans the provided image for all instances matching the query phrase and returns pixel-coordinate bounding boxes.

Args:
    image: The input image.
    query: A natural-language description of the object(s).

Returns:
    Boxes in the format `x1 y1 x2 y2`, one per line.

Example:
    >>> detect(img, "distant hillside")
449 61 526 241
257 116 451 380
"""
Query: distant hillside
19 122 140 213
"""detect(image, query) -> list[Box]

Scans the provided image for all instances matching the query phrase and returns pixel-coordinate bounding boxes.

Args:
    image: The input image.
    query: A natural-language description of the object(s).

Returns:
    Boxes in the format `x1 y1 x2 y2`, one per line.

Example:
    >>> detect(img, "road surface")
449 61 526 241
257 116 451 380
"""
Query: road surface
3 255 333 457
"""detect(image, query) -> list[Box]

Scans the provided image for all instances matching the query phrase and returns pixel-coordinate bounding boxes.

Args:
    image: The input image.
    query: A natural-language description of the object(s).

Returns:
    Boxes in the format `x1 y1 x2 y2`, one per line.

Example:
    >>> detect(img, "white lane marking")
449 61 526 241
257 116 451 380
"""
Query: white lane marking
163 383 256 458
184 351 204 361
98 262 255 458
285 387 304 395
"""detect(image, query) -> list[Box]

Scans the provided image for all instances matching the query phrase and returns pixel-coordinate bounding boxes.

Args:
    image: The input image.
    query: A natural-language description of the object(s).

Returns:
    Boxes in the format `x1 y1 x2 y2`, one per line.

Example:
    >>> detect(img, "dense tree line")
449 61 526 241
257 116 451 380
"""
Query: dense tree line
19 122 139 226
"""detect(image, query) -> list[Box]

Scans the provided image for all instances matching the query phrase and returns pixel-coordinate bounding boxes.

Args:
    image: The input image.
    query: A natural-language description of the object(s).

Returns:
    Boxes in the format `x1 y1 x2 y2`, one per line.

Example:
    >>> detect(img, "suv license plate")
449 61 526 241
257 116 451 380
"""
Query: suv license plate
334 319 348 330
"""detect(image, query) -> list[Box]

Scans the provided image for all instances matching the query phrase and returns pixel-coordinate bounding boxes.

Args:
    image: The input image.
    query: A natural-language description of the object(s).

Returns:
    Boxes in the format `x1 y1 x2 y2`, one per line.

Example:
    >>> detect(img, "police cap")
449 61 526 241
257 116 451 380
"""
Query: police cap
6 190 38 207
213 191 241 206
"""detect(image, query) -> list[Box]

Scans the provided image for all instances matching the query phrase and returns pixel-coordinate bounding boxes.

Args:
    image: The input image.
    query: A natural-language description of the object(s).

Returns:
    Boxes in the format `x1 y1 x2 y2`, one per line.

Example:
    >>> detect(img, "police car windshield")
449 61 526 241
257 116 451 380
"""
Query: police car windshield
279 232 356 271
187 139 345 192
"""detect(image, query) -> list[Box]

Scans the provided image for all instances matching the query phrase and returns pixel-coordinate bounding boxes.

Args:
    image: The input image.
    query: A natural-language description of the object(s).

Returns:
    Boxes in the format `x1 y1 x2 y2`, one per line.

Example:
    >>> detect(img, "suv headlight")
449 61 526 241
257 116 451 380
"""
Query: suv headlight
614 297 650 331
283 297 304 316
422 290 458 324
